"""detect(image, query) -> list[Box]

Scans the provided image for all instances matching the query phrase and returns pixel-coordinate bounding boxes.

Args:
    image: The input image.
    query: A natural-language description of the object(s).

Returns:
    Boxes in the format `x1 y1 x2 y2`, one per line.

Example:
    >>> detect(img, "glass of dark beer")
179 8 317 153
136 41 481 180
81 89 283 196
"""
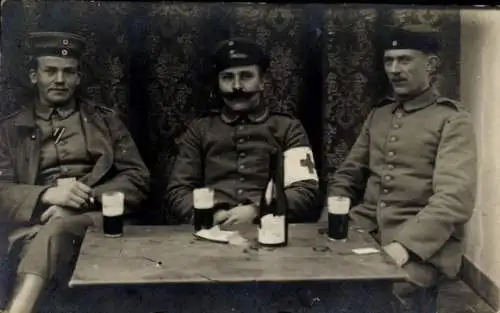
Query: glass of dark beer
327 196 350 241
101 191 125 238
193 188 215 231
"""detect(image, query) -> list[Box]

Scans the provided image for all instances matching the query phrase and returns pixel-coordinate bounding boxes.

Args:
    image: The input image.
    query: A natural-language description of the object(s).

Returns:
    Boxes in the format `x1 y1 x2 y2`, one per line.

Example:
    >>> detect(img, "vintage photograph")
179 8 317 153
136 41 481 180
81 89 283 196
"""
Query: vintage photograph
0 1 497 313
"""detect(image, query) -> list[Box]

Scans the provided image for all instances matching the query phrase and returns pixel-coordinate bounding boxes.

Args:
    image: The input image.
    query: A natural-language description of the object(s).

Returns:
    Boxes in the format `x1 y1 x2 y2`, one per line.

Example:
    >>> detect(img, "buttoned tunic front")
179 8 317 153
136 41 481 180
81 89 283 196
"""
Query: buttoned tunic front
34 102 93 185
330 88 476 282
166 106 320 223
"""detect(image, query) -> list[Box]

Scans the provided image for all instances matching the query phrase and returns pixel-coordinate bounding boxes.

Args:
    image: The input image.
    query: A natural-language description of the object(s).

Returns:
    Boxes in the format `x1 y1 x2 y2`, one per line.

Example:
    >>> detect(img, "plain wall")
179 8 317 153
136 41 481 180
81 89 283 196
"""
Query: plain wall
461 9 500 309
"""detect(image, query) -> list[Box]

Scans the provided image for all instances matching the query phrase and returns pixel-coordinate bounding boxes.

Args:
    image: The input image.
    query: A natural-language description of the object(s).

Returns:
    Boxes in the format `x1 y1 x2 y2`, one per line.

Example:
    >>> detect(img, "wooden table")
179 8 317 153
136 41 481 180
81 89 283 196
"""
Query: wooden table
41 224 408 313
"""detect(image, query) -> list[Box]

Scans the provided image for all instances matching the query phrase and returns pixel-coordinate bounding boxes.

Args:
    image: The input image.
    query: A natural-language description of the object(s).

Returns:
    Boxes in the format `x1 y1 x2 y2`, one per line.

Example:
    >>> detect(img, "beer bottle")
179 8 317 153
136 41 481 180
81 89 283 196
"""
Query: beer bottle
257 148 288 247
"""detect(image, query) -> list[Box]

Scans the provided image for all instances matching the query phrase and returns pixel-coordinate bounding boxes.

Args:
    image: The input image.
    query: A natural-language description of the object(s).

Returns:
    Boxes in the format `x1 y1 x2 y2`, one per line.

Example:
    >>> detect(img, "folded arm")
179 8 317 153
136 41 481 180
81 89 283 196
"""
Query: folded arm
282 120 321 222
165 120 204 223
329 110 373 204
91 114 150 213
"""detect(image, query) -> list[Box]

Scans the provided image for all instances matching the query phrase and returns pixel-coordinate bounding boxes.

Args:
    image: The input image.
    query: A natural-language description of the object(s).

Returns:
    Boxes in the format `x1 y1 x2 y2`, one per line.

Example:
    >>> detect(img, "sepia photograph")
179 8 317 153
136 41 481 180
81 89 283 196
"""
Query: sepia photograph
0 1 497 312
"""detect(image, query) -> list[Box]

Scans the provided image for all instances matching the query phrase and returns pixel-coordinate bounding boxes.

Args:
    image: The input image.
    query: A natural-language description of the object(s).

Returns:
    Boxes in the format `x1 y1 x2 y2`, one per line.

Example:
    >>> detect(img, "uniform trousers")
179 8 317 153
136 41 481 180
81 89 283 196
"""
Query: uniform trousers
9 213 96 285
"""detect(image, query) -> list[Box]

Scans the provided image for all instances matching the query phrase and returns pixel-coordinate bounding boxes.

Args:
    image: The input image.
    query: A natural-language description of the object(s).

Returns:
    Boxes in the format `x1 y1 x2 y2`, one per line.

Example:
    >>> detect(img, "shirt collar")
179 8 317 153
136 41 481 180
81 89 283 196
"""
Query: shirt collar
390 87 439 113
220 103 270 124
35 99 77 120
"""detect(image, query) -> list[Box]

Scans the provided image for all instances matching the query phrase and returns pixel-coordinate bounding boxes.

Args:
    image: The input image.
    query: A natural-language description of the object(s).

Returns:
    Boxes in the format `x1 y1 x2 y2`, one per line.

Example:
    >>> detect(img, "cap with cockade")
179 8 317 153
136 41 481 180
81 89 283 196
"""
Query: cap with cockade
211 37 270 73
27 32 87 58
381 24 440 54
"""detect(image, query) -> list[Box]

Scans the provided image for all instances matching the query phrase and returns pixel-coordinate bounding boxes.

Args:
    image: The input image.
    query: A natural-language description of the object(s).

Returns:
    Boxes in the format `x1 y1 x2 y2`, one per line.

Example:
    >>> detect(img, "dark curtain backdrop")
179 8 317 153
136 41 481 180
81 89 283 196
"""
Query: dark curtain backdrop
0 1 460 224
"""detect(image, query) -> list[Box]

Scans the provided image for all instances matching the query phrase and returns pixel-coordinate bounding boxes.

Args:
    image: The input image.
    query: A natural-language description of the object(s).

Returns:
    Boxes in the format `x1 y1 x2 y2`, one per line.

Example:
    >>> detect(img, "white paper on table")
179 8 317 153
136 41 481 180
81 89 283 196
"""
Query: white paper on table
352 247 380 255
194 225 248 245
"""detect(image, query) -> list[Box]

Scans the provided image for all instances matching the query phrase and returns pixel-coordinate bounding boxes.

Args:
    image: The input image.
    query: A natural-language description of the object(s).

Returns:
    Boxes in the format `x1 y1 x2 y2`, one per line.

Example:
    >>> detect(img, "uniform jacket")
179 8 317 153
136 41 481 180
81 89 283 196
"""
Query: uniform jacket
165 106 320 224
0 98 150 225
330 88 477 283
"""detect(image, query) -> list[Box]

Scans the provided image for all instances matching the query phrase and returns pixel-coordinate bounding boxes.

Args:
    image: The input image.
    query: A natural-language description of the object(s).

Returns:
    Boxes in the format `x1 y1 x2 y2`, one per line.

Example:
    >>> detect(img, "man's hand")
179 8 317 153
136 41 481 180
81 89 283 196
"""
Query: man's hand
221 204 258 226
41 181 92 209
383 242 410 267
213 210 230 225
40 205 78 224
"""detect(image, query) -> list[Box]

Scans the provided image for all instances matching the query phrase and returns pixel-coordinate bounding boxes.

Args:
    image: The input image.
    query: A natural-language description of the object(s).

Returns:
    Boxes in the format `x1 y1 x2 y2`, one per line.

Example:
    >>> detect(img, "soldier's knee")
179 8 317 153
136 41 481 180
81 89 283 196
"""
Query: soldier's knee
42 215 90 238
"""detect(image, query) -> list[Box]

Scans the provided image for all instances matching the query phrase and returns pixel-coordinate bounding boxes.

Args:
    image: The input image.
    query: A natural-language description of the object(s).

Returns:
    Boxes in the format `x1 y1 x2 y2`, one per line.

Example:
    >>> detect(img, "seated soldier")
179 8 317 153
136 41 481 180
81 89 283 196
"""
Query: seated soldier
330 25 476 312
0 32 150 313
166 38 320 226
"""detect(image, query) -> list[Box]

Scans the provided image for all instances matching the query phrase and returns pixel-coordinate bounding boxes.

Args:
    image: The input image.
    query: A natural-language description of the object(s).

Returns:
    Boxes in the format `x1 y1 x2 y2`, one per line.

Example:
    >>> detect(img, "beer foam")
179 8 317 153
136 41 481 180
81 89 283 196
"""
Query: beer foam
193 188 214 209
327 196 350 215
102 192 125 216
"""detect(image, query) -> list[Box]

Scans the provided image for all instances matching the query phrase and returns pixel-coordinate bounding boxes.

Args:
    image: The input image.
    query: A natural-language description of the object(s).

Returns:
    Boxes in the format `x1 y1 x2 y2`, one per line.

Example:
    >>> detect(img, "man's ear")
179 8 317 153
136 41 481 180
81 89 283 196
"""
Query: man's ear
426 54 440 74
29 69 37 85
76 71 83 86
260 71 267 91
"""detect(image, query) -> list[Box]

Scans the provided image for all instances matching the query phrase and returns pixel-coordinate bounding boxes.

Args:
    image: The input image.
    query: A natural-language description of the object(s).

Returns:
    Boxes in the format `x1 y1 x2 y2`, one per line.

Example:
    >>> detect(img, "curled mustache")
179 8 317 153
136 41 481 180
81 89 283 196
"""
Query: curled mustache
221 89 259 100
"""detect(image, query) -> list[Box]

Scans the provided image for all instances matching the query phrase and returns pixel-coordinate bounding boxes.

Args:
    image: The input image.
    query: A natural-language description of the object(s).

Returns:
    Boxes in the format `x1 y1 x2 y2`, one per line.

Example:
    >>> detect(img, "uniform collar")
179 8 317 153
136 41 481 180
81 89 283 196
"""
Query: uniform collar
220 103 270 124
390 87 439 113
15 98 84 128
35 99 77 120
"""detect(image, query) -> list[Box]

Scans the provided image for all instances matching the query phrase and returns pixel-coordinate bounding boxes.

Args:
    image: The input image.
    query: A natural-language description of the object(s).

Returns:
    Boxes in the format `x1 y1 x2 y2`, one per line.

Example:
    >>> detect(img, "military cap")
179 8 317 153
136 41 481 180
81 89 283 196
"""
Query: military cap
211 37 270 73
381 24 440 53
27 31 86 58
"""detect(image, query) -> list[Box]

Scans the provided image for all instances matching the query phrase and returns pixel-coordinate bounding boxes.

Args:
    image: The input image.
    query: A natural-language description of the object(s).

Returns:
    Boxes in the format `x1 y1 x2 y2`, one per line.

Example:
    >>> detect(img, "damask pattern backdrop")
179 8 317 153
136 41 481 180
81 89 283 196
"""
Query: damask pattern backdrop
0 1 460 224
322 6 461 183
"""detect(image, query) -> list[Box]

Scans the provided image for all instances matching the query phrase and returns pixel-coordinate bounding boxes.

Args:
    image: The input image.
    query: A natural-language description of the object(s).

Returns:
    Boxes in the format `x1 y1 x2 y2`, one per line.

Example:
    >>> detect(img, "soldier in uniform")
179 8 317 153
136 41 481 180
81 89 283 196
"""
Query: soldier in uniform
330 25 476 312
166 37 320 226
0 32 150 313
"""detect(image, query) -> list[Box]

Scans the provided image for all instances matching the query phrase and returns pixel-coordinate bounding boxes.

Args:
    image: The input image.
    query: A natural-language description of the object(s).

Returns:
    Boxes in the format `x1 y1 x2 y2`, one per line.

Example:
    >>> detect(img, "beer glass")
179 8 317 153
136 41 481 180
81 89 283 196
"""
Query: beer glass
101 191 125 238
327 196 350 241
193 187 215 231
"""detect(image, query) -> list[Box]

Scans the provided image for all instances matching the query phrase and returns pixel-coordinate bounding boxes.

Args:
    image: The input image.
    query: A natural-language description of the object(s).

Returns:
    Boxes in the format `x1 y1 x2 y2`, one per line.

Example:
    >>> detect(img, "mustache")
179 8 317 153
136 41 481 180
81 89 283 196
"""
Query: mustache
221 89 259 100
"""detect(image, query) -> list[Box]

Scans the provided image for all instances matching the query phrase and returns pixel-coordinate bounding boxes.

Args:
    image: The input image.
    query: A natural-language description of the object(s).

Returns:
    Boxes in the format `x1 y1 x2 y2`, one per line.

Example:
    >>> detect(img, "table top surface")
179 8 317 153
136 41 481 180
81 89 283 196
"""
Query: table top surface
69 223 408 287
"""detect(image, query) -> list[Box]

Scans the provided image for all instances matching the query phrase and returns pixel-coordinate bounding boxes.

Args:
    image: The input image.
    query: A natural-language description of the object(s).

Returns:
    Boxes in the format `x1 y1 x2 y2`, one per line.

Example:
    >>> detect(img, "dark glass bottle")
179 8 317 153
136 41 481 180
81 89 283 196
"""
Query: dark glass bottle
257 148 289 247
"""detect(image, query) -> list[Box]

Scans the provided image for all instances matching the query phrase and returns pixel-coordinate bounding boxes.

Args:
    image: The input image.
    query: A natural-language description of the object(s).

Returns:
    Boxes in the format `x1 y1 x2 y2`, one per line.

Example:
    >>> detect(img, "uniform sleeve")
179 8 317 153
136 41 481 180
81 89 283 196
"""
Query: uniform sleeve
282 119 320 222
394 112 476 261
165 120 204 223
92 113 150 214
329 110 373 203
0 125 48 223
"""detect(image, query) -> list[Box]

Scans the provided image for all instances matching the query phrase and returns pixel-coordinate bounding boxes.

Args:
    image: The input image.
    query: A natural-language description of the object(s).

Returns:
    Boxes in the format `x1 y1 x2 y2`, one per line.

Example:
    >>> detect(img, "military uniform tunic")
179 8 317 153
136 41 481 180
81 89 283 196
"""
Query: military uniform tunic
35 102 93 185
0 98 150 281
330 88 476 283
166 106 320 223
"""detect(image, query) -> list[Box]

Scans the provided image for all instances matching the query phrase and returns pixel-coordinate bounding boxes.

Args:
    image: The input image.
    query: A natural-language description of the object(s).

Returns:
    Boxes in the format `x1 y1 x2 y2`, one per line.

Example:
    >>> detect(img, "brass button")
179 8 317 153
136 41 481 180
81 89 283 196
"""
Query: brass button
395 111 403 118
383 189 389 194
239 152 246 158
390 136 398 142
388 151 395 157
239 164 245 170
380 202 387 208
237 189 244 195
238 138 245 143
240 177 245 182
61 167 69 173
387 164 395 170
0 170 3 175
393 124 400 129
384 175 392 181
238 125 245 131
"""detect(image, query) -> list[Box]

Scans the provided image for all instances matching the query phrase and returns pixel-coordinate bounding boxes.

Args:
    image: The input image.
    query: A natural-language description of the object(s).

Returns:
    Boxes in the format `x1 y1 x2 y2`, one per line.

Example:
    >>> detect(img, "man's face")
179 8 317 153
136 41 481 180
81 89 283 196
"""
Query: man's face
218 64 263 112
383 49 432 97
30 56 81 106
